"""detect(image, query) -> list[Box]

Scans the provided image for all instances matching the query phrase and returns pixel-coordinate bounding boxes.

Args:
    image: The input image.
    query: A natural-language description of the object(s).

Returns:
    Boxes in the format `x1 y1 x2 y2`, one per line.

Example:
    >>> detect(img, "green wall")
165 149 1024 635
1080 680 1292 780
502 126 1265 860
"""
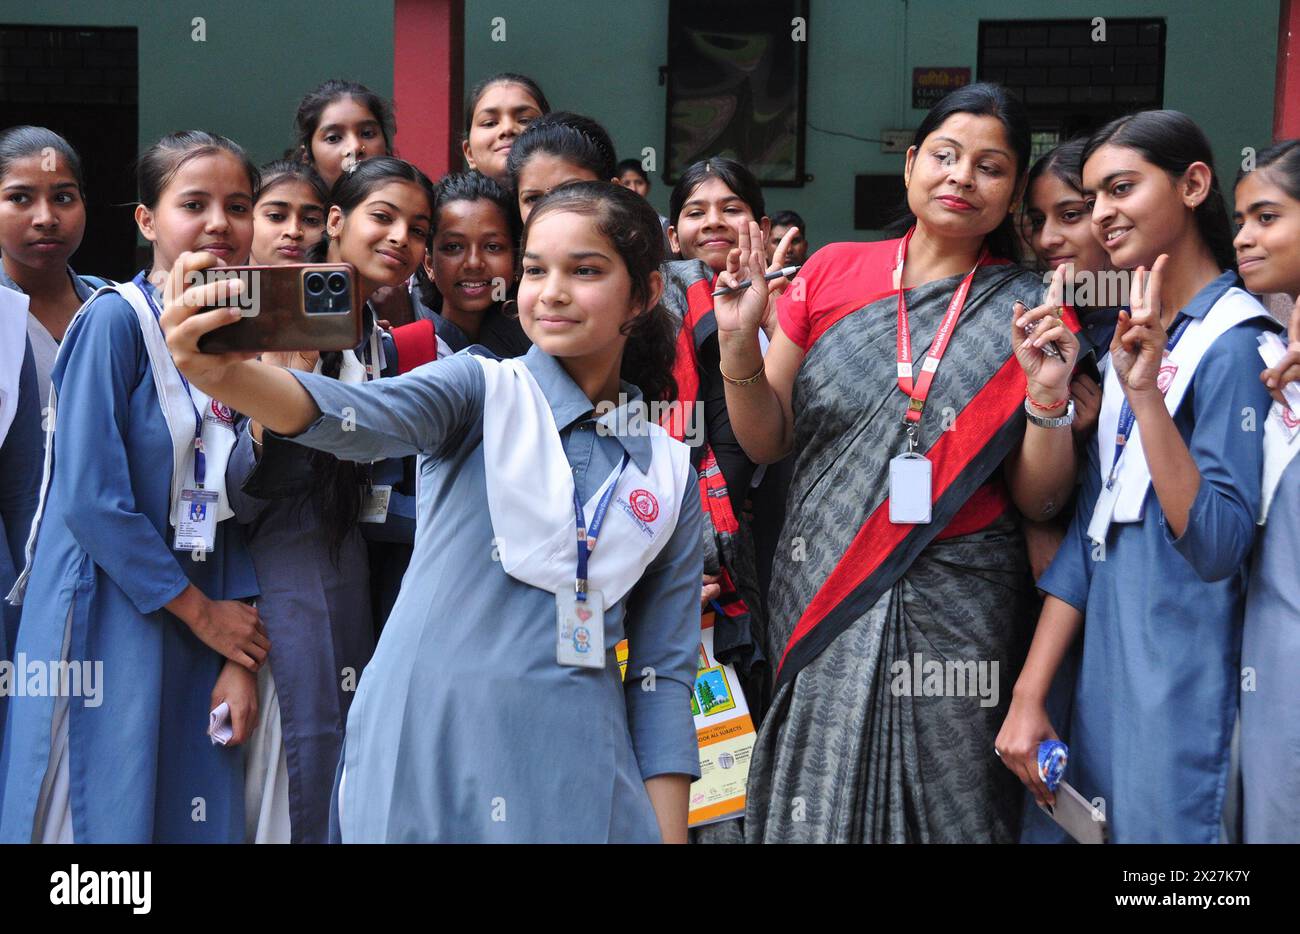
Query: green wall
465 0 1280 247
0 0 393 165
0 0 1280 251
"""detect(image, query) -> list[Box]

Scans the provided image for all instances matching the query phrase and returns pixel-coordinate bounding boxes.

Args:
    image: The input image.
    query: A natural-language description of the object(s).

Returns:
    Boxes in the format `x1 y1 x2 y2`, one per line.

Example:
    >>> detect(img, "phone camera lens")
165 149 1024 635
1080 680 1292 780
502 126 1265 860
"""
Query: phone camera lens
327 273 348 295
305 272 326 295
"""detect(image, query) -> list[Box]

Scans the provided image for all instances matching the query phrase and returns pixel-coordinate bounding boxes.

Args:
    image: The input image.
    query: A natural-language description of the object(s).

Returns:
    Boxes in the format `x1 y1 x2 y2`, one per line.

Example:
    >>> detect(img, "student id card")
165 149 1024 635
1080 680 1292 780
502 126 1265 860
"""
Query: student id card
174 487 219 552
889 453 932 524
359 484 392 523
556 588 606 668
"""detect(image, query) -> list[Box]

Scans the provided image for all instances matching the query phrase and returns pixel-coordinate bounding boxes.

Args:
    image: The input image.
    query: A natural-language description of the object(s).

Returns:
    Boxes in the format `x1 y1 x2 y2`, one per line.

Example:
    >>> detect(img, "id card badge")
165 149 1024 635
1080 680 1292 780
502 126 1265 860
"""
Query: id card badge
555 588 606 668
888 453 932 524
174 488 219 552
359 484 392 523
1087 481 1120 545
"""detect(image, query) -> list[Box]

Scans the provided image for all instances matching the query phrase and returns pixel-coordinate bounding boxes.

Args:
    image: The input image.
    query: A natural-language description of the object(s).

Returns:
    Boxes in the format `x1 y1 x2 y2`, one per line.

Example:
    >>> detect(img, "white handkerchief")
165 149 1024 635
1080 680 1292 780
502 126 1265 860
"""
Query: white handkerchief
208 702 233 746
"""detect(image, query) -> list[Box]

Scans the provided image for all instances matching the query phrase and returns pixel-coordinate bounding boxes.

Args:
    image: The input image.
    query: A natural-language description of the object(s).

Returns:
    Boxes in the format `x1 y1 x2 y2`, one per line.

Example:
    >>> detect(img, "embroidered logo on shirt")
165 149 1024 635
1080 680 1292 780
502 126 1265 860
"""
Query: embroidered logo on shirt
209 400 234 424
1156 362 1178 394
629 489 659 523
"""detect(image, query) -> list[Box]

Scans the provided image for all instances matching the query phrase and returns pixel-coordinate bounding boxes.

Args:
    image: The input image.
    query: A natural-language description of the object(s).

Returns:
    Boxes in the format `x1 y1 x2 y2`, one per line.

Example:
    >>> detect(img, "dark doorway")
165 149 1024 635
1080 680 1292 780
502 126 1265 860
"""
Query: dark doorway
1 24 138 280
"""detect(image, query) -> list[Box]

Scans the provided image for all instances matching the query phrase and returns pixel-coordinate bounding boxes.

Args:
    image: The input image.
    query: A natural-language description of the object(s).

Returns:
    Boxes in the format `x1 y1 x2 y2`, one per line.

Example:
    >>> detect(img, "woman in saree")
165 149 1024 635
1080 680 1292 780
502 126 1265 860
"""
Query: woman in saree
715 83 1082 843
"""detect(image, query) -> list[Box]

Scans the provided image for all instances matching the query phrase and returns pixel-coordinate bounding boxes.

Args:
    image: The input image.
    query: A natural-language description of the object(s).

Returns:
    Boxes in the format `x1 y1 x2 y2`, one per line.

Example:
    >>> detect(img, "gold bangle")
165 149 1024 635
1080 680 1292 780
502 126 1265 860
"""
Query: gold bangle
721 361 765 386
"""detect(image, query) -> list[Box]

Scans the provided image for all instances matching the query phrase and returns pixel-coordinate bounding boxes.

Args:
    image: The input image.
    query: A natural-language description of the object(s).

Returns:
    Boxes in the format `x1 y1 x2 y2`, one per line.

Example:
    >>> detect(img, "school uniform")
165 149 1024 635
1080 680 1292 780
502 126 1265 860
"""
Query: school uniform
1240 398 1300 842
1031 272 1277 843
0 277 257 843
276 345 703 842
0 288 42 742
0 266 107 407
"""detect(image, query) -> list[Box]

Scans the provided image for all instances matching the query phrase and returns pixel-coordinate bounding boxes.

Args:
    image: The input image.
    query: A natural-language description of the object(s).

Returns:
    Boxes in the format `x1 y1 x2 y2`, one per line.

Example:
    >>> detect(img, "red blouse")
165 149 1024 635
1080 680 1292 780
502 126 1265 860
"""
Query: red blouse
776 239 1013 539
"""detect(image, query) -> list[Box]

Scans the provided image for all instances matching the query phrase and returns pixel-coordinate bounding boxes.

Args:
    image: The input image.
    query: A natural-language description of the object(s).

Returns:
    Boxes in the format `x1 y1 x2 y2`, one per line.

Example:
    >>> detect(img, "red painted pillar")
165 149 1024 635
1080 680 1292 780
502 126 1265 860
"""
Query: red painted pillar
1277 0 1300 140
393 0 464 179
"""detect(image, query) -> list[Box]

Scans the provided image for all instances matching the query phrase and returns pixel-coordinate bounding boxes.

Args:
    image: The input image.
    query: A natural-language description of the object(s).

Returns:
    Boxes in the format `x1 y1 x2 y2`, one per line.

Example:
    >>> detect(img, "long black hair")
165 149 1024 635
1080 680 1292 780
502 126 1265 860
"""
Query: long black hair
668 156 766 227
1083 109 1236 271
890 81 1031 261
523 181 677 403
305 156 435 561
0 126 86 195
1237 138 1300 200
506 112 618 190
415 170 519 309
463 73 551 132
136 130 259 209
294 79 395 162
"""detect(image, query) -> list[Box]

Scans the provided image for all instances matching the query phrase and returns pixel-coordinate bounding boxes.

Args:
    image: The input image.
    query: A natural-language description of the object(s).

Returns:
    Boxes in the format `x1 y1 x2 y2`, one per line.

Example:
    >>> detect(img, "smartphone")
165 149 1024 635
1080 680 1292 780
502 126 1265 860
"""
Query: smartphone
196 263 363 354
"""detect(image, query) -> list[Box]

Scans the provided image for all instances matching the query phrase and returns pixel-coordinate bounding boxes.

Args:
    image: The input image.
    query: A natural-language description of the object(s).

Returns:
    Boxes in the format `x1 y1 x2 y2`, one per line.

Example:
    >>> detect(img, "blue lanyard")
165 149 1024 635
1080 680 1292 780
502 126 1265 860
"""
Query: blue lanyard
133 272 207 488
573 452 629 602
1107 312 1192 490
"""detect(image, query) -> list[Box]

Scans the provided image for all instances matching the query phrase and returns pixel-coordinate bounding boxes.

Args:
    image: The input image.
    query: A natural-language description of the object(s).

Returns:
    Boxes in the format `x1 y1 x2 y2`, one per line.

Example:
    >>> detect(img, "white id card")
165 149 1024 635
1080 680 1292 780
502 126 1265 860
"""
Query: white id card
174 487 219 552
359 484 392 523
888 453 932 524
555 588 606 668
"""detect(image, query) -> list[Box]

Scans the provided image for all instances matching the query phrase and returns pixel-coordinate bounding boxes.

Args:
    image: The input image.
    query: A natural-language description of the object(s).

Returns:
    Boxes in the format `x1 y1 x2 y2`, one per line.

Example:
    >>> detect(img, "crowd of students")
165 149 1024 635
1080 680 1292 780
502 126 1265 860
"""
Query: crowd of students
0 72 1296 844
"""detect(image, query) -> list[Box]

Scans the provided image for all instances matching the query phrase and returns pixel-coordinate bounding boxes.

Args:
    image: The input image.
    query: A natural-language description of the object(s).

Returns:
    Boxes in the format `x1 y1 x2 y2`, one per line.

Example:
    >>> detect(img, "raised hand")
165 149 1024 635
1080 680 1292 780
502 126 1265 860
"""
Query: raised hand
1262 294 1300 407
1012 262 1079 406
758 225 800 333
713 220 770 335
1111 254 1171 396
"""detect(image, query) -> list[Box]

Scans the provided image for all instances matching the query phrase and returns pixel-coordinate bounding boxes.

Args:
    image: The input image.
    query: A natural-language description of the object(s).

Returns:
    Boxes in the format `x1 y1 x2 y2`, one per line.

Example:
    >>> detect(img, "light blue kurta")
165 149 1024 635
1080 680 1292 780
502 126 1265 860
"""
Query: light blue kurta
0 340 42 740
281 346 703 842
1033 272 1277 843
0 286 258 843
1241 452 1300 842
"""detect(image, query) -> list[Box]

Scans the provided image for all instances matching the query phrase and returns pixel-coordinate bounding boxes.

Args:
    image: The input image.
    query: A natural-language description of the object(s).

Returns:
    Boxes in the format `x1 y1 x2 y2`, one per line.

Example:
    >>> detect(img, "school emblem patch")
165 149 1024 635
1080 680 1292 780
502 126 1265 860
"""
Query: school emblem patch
210 400 234 423
1156 362 1178 394
629 489 659 523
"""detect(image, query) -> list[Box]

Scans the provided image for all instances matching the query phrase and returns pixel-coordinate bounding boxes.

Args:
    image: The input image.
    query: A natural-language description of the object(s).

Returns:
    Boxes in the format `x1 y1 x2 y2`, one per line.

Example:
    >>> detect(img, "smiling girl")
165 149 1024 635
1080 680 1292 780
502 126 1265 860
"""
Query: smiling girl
0 131 267 843
421 171 521 354
294 79 395 191
461 73 550 186
668 158 771 279
998 111 1278 843
159 181 701 843
1232 139 1300 843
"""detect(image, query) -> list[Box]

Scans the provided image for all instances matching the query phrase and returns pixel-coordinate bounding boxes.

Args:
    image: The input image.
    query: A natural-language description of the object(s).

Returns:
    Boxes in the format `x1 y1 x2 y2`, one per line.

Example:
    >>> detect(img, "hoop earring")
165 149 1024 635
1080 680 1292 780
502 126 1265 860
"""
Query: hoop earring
500 299 519 320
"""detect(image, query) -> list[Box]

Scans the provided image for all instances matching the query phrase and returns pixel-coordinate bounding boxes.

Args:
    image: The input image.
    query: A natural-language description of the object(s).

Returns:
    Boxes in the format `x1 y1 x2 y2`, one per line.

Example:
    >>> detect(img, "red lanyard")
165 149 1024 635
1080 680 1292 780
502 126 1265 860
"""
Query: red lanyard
894 226 986 426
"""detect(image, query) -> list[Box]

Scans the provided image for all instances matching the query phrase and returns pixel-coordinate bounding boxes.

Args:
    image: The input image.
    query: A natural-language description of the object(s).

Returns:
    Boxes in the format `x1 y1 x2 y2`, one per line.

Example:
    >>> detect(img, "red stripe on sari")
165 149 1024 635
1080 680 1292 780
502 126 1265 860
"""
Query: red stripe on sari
776 350 1029 675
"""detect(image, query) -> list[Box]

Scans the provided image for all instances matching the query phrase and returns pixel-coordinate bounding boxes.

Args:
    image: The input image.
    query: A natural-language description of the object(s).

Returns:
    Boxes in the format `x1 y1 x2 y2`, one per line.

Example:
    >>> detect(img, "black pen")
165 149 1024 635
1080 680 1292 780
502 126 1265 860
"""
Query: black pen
712 265 801 297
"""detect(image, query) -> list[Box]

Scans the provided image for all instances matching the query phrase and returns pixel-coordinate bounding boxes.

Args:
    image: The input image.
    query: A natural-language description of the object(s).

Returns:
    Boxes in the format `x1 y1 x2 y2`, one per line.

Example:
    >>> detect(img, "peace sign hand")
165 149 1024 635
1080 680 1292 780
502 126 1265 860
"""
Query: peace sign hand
1111 254 1171 396
1012 262 1079 405
713 220 770 336
1262 294 1300 408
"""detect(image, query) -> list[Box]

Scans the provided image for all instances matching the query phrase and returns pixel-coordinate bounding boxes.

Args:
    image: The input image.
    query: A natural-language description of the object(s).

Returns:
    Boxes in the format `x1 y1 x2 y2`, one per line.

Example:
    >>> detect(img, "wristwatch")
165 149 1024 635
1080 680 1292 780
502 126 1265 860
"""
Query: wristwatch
1024 398 1075 428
